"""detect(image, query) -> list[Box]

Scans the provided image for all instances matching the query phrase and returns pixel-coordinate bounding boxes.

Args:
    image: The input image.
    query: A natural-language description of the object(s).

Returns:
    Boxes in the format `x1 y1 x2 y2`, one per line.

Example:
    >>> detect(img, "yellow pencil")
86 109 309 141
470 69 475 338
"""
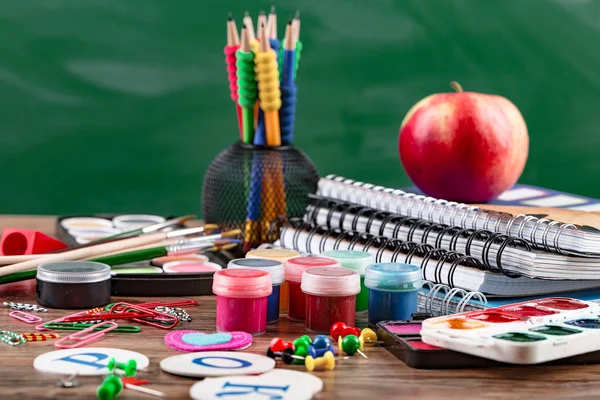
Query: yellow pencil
255 23 281 146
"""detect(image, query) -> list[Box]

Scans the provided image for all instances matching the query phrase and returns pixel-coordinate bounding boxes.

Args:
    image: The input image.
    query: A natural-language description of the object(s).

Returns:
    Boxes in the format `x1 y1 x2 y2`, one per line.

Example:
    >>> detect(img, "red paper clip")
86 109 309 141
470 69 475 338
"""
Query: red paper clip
9 311 43 324
111 302 178 330
63 312 155 323
109 300 198 313
54 322 118 349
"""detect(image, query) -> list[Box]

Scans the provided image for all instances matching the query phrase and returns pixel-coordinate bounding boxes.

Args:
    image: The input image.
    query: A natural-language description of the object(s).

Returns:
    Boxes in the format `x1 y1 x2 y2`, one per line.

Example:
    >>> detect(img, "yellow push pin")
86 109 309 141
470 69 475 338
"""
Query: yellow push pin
305 351 335 372
360 328 380 345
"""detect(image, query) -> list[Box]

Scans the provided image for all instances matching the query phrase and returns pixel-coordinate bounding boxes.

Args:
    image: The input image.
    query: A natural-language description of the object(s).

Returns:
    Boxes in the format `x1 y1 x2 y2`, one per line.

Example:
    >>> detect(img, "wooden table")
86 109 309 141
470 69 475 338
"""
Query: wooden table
1 215 600 399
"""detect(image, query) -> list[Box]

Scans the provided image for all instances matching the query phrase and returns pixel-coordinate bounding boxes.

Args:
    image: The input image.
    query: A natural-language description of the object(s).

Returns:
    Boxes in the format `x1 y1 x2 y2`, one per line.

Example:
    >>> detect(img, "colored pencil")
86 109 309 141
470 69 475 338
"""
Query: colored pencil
256 23 282 147
225 14 243 139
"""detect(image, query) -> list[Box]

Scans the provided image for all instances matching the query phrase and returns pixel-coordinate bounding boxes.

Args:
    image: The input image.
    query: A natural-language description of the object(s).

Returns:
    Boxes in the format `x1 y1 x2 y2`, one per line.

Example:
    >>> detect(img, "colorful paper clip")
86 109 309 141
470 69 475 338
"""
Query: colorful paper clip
43 322 141 333
54 322 118 349
0 330 27 346
21 333 60 342
36 310 88 332
9 310 43 324
63 312 155 323
107 299 198 313
111 302 178 330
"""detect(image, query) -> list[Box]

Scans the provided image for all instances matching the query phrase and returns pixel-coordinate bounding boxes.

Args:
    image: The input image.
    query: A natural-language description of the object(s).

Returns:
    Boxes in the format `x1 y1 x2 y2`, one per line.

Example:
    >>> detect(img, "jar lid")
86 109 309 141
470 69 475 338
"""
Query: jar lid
364 263 422 292
285 256 340 283
228 258 285 285
212 269 272 298
301 267 360 296
37 261 111 284
320 250 374 275
246 249 300 262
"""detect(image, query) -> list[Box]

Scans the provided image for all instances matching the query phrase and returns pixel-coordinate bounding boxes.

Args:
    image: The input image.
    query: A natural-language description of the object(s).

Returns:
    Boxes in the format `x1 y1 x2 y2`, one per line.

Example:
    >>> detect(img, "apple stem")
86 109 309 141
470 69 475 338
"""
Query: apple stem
450 81 463 93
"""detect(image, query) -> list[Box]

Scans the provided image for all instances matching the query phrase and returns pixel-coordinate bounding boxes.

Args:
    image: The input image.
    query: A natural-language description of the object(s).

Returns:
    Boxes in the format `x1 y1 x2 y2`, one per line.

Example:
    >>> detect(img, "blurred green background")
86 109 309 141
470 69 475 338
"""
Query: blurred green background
1 0 598 217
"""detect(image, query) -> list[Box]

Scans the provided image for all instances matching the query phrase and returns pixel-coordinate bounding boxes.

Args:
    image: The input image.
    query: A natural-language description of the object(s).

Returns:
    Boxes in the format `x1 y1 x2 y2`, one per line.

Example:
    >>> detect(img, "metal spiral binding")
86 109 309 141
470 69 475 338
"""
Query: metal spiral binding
421 281 488 316
318 174 583 254
277 220 493 289
305 196 529 278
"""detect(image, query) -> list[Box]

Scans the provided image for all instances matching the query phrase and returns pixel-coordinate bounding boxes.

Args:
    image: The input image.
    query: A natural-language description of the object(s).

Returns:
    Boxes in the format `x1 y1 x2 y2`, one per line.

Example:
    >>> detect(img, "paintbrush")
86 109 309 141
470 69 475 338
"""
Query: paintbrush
0 231 241 284
0 226 226 277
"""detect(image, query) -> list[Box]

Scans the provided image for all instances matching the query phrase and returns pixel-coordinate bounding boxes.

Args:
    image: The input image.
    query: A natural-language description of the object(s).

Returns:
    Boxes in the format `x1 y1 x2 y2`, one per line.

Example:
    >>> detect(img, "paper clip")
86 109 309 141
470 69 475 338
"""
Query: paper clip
44 322 141 333
63 312 155 323
0 330 27 346
111 302 178 330
108 299 198 313
54 322 118 349
36 310 88 332
21 333 60 342
9 310 43 324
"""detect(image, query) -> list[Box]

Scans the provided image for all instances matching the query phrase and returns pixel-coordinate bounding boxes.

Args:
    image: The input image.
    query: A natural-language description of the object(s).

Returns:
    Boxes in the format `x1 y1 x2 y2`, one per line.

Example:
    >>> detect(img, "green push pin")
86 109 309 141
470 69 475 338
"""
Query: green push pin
97 375 123 400
341 335 368 359
107 358 138 377
293 335 312 350
292 344 308 365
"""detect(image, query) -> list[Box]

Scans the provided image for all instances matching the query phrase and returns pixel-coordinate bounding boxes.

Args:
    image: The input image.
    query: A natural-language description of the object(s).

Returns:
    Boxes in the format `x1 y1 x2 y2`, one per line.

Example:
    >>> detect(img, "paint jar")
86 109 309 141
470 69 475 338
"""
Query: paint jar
301 267 361 333
227 258 285 324
246 248 299 312
285 256 341 322
36 261 112 309
212 269 272 336
321 250 373 313
364 263 422 326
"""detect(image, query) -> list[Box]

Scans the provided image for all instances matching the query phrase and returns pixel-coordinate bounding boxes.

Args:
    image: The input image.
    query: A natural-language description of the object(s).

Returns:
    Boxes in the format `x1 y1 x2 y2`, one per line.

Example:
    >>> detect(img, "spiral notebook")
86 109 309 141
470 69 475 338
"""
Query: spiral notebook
317 175 600 256
304 195 600 280
276 221 600 296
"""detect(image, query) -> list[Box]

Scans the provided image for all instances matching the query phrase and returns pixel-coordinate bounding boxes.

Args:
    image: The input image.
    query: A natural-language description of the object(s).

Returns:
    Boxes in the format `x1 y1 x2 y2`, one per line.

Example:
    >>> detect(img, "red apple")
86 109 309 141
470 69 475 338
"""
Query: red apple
398 82 529 203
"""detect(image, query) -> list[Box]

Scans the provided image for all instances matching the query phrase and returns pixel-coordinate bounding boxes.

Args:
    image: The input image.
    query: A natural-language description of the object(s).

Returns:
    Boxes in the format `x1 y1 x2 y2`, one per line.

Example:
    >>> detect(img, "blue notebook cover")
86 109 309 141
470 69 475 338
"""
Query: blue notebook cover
401 183 600 211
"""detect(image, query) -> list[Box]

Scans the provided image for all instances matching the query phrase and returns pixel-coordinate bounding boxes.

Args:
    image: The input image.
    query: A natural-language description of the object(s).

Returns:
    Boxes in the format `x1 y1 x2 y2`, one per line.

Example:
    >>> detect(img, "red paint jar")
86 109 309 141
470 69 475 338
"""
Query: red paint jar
284 256 340 321
301 267 361 333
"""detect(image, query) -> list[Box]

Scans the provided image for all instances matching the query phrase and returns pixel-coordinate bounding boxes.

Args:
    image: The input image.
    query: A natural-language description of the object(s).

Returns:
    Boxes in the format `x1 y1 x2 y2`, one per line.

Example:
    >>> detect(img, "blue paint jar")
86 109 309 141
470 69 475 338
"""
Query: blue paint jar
364 263 422 326
227 258 285 324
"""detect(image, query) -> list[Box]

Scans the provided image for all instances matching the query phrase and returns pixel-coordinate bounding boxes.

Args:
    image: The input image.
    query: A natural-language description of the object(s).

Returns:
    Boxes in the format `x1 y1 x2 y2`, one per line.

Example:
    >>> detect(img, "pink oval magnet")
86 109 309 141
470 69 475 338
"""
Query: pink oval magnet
164 330 252 352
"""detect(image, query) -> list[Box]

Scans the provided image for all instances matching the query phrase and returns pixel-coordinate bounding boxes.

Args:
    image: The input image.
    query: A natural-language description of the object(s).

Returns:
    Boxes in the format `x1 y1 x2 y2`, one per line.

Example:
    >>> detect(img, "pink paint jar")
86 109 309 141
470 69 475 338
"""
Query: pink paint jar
301 267 361 333
212 269 272 336
285 256 341 322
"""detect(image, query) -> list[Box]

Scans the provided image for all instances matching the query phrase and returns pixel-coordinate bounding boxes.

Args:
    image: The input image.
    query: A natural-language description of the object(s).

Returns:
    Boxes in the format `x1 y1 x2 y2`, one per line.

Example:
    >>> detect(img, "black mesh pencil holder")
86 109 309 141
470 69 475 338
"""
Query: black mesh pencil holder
202 142 320 251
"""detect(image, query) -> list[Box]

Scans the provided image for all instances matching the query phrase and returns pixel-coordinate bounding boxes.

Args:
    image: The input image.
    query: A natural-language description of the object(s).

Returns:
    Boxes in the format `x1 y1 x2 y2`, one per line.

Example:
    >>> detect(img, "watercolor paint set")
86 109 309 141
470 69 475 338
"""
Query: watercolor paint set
55 214 243 296
376 319 600 369
420 297 600 364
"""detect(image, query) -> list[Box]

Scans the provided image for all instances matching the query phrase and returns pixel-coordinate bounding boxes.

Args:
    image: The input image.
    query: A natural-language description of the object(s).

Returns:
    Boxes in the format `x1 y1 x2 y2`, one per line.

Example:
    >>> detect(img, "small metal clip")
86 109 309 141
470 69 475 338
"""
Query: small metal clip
0 330 27 346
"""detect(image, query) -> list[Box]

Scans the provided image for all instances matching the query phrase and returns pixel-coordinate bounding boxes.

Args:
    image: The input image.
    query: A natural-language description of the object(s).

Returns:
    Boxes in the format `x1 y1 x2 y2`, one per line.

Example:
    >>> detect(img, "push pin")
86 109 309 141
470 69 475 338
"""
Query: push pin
107 358 138 377
56 372 79 388
97 375 123 400
339 335 368 359
293 335 312 350
305 351 335 372
329 321 361 341
269 337 294 353
266 347 305 365
360 328 383 345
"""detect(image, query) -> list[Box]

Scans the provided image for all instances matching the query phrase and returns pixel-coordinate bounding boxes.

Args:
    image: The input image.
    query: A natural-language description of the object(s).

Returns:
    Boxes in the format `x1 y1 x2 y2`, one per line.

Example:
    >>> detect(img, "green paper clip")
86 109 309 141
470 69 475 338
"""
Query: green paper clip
0 330 26 346
43 322 141 333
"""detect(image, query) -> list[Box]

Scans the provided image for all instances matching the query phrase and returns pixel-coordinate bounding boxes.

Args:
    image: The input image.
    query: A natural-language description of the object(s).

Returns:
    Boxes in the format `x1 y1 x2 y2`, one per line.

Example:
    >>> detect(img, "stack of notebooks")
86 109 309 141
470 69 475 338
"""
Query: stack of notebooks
273 174 600 317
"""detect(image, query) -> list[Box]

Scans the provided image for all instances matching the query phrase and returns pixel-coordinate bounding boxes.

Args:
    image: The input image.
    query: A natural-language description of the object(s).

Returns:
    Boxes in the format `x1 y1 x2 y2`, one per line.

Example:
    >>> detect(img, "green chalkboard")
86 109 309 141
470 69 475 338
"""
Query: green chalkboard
1 0 599 216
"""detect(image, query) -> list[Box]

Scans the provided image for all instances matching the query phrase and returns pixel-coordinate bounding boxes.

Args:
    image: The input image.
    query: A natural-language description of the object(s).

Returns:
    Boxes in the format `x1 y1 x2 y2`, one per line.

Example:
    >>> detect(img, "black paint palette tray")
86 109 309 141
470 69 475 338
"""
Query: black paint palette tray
55 214 243 297
376 320 600 369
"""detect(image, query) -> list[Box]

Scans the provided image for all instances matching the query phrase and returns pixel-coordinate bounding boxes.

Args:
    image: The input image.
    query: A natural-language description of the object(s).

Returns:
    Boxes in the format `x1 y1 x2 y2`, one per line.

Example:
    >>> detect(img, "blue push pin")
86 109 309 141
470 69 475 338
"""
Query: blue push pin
312 335 334 357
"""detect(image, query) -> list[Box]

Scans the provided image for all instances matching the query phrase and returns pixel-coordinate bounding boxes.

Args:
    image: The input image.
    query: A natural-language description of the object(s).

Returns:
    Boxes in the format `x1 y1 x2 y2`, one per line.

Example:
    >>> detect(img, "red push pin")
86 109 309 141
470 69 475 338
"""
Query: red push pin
269 337 294 353
330 322 361 341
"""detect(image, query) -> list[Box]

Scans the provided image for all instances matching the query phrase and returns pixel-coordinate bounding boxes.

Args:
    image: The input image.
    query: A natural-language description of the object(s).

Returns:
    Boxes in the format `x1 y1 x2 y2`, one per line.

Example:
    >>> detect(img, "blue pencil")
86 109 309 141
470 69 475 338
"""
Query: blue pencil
279 22 297 145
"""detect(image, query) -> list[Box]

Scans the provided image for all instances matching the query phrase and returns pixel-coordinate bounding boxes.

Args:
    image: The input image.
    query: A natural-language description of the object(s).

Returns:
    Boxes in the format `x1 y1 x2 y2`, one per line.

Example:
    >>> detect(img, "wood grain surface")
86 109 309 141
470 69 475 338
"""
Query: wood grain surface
1 215 600 400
